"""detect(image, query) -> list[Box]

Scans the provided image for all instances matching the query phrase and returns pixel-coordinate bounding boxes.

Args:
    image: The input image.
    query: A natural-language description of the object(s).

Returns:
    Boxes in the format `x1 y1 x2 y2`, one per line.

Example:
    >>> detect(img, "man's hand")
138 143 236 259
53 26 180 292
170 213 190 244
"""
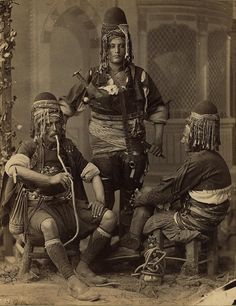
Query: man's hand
149 123 165 157
133 186 154 208
88 201 105 218
148 141 163 157
50 173 72 189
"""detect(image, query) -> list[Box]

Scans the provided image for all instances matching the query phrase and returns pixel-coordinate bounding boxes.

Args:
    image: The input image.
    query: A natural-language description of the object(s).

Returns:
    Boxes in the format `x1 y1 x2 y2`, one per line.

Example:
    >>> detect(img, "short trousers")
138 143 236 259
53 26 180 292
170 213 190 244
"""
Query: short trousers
143 210 200 244
27 199 107 244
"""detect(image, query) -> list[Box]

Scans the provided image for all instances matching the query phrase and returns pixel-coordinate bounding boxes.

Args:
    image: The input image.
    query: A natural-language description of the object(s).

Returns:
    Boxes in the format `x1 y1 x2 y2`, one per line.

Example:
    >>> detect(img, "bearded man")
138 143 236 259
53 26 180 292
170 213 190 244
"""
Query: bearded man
0 92 117 301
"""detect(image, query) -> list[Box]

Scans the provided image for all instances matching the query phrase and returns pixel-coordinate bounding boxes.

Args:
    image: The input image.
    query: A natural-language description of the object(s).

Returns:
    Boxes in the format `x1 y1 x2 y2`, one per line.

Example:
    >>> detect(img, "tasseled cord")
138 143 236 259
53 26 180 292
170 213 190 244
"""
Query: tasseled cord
33 109 50 141
55 135 80 247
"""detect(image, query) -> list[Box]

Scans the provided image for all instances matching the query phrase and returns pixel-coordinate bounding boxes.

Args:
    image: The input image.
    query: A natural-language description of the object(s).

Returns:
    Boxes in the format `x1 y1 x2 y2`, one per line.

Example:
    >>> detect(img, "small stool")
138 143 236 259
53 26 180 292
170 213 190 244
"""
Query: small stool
15 238 79 277
182 230 218 276
158 229 218 276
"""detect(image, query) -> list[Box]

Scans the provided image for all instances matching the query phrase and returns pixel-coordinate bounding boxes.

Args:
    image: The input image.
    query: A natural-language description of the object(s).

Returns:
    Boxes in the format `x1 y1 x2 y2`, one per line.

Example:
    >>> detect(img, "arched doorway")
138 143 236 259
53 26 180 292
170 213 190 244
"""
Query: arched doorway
42 3 101 158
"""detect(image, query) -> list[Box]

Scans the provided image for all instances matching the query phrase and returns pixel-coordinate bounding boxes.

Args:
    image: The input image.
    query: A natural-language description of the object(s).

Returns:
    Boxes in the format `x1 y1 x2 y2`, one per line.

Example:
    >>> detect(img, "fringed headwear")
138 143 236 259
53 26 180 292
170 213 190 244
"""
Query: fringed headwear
31 92 65 140
187 100 220 151
100 7 133 70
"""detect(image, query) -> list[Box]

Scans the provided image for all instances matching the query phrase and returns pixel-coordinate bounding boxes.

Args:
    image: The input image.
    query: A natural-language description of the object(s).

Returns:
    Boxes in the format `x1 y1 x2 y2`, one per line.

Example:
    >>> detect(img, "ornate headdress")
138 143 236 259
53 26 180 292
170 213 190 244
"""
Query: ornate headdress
31 92 65 140
187 100 220 151
100 7 133 70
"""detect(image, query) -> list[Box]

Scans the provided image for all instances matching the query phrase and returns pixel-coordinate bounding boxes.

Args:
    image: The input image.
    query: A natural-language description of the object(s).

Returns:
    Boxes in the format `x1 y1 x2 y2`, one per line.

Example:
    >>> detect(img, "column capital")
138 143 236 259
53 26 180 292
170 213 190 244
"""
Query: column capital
197 15 208 33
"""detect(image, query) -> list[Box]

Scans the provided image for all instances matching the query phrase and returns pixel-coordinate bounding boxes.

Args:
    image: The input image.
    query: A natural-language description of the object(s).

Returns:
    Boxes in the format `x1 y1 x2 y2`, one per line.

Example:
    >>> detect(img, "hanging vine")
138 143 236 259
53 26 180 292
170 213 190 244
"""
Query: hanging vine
0 0 17 179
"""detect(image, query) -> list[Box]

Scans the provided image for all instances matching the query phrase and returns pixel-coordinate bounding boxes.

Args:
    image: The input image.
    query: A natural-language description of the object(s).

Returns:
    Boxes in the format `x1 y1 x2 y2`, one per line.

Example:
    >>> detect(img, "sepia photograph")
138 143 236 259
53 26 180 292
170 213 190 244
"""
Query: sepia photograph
0 0 236 305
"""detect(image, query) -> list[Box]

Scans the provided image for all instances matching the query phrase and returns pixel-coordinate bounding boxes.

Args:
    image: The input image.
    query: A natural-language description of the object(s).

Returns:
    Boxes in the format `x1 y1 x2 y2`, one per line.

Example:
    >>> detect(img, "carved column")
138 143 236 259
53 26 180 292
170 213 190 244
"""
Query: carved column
230 20 236 118
197 17 208 102
226 34 231 117
139 13 148 69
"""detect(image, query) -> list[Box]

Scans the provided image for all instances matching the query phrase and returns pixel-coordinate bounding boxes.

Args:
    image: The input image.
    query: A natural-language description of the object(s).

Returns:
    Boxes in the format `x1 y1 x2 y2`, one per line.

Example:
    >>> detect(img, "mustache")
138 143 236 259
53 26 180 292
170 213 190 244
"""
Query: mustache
48 132 58 138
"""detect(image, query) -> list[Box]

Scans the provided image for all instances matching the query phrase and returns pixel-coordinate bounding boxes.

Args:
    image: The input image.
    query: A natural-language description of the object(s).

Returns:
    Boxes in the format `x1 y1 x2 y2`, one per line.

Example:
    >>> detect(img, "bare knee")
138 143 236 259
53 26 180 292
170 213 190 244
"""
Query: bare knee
141 185 153 194
133 206 152 219
40 218 59 238
101 210 117 229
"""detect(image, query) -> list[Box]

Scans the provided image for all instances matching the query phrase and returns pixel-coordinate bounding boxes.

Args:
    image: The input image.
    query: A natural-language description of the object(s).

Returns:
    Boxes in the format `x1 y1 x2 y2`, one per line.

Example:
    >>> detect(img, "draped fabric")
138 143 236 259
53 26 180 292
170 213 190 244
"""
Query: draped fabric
175 198 230 232
143 198 230 244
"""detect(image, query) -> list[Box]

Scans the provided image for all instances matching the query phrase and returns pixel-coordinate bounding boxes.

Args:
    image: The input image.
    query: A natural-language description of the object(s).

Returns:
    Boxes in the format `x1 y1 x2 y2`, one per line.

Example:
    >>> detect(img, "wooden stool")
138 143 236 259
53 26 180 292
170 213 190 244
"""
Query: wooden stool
15 238 80 277
158 229 218 276
182 230 218 276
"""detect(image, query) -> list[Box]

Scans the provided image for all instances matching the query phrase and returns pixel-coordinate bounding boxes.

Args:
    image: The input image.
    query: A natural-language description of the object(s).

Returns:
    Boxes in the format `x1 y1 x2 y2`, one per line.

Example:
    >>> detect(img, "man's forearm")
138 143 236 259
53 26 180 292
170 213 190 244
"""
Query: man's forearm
91 175 105 204
154 123 164 143
9 166 51 189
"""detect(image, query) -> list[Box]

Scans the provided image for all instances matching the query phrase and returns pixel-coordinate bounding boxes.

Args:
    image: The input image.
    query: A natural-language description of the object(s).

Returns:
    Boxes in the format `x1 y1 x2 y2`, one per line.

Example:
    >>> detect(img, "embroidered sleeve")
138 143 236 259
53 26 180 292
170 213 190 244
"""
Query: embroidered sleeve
148 105 169 124
80 162 100 183
135 156 203 207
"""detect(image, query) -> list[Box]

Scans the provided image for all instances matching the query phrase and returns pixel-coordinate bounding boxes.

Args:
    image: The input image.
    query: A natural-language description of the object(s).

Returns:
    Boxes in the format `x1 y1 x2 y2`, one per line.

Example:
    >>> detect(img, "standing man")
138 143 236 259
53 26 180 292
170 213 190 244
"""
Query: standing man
1 92 117 301
60 7 168 238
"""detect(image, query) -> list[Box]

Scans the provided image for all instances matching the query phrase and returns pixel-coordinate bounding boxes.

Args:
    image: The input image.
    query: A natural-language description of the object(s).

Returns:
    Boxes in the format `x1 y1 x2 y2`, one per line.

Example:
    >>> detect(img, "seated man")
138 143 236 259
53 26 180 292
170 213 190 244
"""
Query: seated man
0 92 117 301
111 100 231 278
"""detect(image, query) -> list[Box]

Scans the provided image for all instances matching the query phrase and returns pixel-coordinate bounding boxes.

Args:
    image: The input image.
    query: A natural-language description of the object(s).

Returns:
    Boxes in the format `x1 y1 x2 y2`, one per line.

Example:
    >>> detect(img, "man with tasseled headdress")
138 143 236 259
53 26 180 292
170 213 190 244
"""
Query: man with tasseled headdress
59 7 169 241
111 100 231 277
0 92 118 301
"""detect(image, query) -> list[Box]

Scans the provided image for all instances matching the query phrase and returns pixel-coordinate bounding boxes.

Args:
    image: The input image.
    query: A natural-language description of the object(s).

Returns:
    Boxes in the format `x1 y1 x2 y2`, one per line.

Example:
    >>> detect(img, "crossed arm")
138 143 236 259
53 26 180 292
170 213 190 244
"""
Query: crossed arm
5 153 71 194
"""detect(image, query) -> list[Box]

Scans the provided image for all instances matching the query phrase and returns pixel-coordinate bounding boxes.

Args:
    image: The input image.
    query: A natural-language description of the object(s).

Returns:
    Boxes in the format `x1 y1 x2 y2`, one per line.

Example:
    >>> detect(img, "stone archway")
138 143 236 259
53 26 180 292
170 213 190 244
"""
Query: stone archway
38 0 102 157
41 0 101 44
